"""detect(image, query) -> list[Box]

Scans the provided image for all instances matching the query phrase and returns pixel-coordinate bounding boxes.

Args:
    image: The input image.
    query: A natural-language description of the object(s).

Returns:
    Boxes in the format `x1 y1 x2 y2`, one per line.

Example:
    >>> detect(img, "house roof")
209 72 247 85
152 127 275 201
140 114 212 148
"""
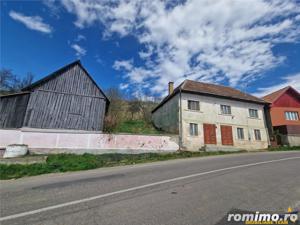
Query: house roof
152 79 266 113
262 86 299 103
22 60 109 103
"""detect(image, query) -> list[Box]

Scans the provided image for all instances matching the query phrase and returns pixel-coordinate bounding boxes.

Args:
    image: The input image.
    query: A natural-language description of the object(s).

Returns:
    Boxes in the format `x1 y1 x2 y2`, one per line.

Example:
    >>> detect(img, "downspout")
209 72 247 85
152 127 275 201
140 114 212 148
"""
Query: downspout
263 104 271 146
179 88 183 150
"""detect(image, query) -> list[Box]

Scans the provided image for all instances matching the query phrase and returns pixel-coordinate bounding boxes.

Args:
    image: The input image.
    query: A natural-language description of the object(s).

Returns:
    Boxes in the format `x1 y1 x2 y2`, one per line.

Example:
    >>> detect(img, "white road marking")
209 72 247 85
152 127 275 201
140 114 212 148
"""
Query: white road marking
1 156 299 222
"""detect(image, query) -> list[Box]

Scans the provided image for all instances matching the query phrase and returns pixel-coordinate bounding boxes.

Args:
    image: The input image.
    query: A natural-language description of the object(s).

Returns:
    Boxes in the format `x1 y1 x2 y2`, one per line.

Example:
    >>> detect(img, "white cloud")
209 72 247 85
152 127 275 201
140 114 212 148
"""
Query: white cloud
60 0 300 95
71 44 86 57
95 55 104 65
253 73 300 97
43 0 61 18
113 59 134 71
119 83 129 90
75 34 86 42
9 10 52 33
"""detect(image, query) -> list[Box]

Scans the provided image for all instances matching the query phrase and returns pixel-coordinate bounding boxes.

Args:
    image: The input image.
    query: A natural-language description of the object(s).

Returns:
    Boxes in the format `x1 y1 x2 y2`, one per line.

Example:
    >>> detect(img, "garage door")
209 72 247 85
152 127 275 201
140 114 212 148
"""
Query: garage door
221 125 233 145
203 123 217 144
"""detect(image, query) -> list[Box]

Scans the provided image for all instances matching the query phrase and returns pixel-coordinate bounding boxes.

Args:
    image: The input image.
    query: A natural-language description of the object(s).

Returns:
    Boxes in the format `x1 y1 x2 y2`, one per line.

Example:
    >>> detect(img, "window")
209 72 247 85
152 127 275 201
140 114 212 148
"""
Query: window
237 128 244 140
249 109 258 118
189 123 198 136
254 129 261 141
220 105 231 115
285 112 299 121
188 100 200 111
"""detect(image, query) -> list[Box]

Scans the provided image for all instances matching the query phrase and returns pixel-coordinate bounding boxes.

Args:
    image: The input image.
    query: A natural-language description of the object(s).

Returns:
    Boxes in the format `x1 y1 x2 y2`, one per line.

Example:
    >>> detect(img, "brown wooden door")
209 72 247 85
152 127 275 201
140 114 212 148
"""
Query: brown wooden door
203 123 217 144
221 125 233 145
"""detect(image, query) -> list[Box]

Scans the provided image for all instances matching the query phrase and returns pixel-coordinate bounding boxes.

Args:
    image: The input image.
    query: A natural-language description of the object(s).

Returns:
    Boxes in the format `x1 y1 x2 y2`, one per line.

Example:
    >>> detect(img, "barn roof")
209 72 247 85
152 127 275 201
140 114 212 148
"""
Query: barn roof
262 86 300 103
22 60 109 103
0 91 30 98
152 79 266 113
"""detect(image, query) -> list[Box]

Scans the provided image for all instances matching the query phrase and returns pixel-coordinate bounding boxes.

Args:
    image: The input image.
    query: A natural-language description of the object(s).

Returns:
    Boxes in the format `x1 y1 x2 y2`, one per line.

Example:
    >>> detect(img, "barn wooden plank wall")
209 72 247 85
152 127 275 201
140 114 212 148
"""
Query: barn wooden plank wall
24 91 106 130
0 62 108 131
23 64 107 131
0 93 30 128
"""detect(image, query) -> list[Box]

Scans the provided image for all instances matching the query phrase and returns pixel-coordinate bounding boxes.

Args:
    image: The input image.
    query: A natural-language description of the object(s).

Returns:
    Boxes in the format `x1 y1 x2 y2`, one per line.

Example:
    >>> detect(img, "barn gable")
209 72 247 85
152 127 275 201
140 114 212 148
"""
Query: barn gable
22 60 109 101
1 60 108 130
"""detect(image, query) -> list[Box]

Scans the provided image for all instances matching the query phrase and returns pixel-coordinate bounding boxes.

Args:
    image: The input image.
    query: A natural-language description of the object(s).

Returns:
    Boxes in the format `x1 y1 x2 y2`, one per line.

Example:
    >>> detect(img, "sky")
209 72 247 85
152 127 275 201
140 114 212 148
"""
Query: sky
1 0 300 99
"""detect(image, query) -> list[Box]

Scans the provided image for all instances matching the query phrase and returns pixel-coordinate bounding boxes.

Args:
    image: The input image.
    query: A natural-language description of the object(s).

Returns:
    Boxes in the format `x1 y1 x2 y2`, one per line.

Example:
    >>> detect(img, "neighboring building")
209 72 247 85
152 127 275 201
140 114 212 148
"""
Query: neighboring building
152 80 269 151
0 60 109 131
262 86 300 146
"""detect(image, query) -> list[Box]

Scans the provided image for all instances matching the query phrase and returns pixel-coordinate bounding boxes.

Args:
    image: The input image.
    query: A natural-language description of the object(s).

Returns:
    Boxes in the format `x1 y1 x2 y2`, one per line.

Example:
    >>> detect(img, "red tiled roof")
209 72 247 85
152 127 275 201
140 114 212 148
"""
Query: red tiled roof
152 80 266 113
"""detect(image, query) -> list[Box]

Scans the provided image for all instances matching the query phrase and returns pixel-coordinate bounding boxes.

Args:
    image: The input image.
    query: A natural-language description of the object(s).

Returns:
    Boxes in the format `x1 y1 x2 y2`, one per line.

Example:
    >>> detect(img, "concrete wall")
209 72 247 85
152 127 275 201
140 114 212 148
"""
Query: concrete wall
0 128 179 154
281 135 300 146
152 94 179 133
180 93 269 151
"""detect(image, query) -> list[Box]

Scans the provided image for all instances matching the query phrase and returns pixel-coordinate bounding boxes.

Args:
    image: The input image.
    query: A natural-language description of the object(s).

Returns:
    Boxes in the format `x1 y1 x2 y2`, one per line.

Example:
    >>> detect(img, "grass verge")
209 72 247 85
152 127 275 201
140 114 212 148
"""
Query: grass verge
1 147 299 180
267 146 300 151
0 151 243 180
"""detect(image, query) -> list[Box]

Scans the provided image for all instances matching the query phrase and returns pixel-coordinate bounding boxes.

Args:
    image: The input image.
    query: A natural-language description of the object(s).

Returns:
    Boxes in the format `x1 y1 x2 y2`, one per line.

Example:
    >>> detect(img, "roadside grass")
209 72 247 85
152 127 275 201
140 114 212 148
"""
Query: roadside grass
111 120 163 134
1 146 299 180
267 145 300 151
0 151 243 180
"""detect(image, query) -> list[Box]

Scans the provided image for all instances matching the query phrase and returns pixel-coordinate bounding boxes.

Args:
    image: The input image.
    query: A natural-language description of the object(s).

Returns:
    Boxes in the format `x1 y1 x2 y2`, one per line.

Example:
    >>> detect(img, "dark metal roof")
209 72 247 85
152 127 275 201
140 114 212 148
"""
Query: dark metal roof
152 80 267 113
22 60 110 103
0 91 30 98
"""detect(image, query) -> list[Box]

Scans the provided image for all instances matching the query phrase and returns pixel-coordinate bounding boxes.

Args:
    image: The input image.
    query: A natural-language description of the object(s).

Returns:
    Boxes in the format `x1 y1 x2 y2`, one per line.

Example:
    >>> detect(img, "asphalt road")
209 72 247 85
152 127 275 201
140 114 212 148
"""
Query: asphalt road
0 151 299 225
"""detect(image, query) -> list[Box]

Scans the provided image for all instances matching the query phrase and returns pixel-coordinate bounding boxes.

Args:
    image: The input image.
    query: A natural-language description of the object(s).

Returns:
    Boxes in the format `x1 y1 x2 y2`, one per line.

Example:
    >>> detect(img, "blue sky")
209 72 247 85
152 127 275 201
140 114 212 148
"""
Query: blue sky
1 0 300 98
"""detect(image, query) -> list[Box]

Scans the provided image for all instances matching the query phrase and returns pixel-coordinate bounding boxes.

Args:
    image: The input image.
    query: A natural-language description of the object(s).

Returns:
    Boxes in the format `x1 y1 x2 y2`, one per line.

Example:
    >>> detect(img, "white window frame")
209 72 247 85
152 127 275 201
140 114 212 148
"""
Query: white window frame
249 109 258 118
220 105 231 115
189 123 198 136
285 111 299 121
254 129 261 141
188 100 200 111
237 128 244 140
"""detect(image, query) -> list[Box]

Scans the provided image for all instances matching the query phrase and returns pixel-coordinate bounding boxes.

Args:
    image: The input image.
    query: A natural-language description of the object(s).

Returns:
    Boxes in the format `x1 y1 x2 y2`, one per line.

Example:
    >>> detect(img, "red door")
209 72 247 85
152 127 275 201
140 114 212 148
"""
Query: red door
203 124 217 144
221 125 233 145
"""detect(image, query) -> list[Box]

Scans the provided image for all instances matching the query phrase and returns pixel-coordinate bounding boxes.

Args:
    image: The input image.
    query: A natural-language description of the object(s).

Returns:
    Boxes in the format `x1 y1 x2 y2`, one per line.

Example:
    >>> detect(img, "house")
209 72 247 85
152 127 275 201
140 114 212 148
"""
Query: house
0 60 109 131
262 86 300 146
152 80 269 151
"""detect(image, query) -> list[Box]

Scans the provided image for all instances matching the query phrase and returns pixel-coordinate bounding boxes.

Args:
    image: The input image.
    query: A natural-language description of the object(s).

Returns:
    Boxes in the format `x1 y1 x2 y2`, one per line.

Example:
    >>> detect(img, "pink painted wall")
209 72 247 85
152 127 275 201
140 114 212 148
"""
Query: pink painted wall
0 128 179 154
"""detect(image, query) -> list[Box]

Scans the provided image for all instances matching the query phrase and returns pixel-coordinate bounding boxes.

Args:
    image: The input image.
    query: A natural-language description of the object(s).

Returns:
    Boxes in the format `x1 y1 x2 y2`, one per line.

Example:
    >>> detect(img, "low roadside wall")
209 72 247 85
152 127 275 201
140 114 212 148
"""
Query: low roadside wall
0 128 179 154
283 135 300 146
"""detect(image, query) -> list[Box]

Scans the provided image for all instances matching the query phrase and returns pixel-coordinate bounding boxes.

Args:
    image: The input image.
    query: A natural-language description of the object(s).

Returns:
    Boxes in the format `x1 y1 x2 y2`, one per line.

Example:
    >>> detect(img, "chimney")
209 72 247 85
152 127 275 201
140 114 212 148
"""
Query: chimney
168 82 174 95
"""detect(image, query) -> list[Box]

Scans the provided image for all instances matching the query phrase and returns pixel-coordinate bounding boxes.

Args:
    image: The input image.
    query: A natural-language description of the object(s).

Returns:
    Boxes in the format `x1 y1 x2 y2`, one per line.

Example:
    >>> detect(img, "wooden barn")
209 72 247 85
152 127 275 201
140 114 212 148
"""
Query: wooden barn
0 60 109 131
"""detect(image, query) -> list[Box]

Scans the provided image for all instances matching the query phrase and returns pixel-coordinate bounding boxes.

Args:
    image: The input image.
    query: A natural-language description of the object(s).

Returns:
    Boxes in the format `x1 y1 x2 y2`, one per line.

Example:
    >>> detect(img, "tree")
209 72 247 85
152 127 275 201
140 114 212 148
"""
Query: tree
0 69 16 93
128 99 141 119
104 87 126 131
15 72 34 90
0 69 34 95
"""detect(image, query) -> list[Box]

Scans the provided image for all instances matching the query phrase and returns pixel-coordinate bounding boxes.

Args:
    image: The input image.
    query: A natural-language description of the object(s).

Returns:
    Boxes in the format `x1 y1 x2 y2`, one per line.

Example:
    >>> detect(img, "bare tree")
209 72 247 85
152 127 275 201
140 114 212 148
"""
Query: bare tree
104 87 126 131
0 69 34 95
0 69 17 93
14 72 34 90
128 99 141 119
